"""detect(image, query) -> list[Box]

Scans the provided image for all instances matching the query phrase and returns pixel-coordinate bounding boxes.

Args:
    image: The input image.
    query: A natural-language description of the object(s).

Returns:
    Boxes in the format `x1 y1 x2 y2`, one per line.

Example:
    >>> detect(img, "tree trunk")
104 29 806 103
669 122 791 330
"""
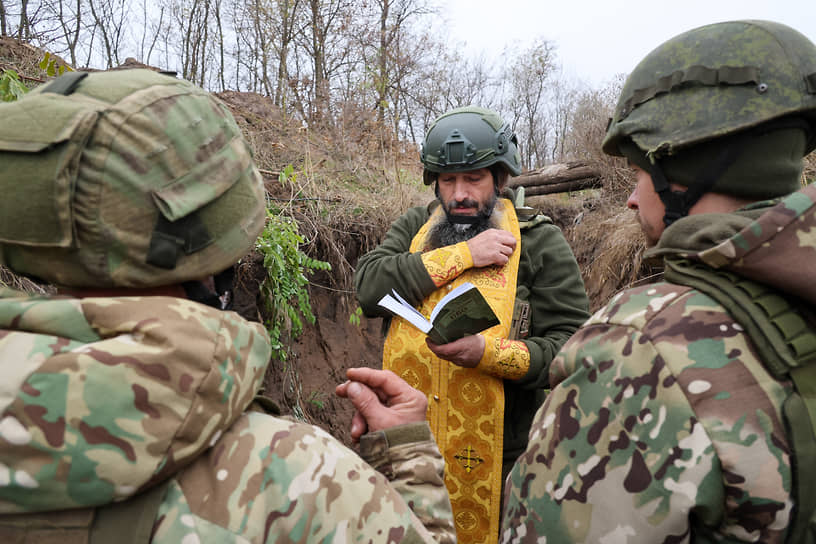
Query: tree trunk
215 0 226 91
376 0 389 123
309 0 326 123
508 162 600 189
17 0 29 40
521 178 602 196
1 0 8 37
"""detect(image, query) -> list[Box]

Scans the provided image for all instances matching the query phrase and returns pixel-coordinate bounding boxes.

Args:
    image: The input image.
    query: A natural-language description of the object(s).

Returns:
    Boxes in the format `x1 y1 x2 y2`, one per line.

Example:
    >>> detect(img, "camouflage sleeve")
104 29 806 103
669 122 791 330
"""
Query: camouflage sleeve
360 422 456 543
0 294 270 513
154 414 455 544
501 284 793 542
501 319 718 542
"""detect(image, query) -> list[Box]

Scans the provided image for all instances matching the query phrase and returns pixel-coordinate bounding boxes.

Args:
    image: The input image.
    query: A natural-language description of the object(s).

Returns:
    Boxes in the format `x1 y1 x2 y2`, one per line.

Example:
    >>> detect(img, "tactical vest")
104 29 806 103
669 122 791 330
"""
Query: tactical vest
665 257 816 543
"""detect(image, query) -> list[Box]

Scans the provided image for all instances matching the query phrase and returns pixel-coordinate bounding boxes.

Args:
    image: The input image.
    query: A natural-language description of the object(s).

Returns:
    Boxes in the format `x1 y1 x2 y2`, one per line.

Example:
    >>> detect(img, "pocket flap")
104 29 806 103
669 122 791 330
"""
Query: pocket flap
0 93 96 151
151 134 253 221
0 95 99 247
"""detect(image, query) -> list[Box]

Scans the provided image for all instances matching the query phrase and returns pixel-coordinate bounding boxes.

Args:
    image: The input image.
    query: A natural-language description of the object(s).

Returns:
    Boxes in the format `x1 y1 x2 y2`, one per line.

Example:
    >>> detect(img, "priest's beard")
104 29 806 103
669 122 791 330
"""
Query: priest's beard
427 193 499 249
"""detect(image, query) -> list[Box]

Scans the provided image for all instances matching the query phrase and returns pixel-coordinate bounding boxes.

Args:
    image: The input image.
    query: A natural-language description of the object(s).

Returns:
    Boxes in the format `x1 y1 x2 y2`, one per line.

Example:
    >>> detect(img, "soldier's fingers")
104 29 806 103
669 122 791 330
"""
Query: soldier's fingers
346 367 408 398
345 380 380 414
350 410 367 442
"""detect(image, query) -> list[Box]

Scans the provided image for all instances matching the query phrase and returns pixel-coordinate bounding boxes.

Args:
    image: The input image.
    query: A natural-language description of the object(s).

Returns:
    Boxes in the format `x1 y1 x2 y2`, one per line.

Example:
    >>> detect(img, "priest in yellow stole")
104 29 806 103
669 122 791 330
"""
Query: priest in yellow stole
354 107 590 543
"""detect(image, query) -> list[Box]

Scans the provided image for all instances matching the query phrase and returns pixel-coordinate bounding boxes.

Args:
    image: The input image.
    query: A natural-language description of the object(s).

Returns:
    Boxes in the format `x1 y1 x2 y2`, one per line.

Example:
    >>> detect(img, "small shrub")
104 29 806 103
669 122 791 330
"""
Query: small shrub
39 52 73 77
256 209 331 361
0 69 28 102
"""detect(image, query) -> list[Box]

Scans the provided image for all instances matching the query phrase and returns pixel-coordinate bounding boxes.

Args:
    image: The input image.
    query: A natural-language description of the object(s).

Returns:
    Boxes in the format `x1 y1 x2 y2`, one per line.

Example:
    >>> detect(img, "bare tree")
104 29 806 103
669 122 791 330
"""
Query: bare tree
17 0 30 40
88 0 130 68
173 0 213 85
1 0 8 36
504 38 557 169
301 0 353 123
563 76 623 162
139 1 166 67
366 0 431 124
44 0 84 66
272 0 302 108
548 74 577 163
213 0 225 90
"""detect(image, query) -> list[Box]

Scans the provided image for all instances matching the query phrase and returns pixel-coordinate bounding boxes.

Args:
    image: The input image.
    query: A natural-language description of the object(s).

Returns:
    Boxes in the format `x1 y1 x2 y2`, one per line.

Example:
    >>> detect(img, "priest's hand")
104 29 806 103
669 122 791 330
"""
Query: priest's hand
426 334 485 368
466 229 516 268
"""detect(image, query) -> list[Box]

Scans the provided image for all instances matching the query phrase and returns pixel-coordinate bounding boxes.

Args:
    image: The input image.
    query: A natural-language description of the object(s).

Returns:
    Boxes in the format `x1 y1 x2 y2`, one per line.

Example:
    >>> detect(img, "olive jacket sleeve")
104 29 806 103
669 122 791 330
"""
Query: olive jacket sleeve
354 205 590 389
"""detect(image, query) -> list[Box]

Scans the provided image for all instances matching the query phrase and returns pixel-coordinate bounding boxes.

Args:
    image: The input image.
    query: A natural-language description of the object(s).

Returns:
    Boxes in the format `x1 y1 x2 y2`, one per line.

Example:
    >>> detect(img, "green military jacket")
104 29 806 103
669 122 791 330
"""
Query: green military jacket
501 184 816 542
355 189 590 463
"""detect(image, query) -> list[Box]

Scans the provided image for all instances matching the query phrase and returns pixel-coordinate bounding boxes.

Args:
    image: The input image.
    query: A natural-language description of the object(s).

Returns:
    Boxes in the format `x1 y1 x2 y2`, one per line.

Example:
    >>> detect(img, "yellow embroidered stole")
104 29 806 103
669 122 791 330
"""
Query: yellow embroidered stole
382 199 520 544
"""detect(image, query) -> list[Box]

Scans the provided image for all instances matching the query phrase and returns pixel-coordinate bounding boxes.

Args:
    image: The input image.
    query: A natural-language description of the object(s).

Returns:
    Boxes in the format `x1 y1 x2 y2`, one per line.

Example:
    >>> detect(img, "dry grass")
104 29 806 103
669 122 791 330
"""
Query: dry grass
217 91 429 300
567 208 659 311
0 265 52 294
804 152 816 185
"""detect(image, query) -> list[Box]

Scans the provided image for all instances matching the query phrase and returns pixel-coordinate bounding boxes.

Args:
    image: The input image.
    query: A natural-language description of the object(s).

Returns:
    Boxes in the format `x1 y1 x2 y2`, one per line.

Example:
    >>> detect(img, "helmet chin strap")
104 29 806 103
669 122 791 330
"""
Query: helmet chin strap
182 266 235 310
649 141 746 226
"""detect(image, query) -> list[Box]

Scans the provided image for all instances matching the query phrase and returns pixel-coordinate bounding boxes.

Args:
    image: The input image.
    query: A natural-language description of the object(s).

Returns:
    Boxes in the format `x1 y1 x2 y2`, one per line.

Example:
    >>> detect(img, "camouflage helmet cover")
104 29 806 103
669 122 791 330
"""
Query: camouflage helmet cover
602 20 816 159
0 69 266 287
421 106 522 184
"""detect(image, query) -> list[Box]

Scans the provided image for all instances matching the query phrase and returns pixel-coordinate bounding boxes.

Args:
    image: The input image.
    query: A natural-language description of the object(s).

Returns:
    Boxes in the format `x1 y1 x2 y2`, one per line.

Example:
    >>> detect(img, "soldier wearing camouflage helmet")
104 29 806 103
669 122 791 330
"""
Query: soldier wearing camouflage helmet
0 69 455 543
355 105 589 542
501 20 816 542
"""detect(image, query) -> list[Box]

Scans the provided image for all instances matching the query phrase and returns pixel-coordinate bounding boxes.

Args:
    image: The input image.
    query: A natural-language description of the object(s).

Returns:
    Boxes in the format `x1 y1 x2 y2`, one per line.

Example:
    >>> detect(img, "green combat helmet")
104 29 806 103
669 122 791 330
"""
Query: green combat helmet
0 69 266 288
421 106 522 185
603 20 816 224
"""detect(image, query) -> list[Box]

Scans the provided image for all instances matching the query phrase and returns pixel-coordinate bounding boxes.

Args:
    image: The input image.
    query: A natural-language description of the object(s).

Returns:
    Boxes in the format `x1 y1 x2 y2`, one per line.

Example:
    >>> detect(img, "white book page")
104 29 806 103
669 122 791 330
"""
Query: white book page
430 282 475 322
377 292 432 333
391 289 425 319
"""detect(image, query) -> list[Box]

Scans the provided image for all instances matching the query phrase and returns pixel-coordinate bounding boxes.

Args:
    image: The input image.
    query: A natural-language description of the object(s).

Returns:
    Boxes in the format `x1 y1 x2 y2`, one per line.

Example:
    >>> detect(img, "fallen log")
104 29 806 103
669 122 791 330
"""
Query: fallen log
523 177 603 195
509 161 601 193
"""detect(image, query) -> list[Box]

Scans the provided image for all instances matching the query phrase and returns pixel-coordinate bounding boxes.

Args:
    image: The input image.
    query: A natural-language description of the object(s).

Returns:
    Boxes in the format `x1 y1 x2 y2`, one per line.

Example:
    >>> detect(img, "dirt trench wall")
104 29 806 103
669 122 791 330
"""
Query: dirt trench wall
263 287 385 447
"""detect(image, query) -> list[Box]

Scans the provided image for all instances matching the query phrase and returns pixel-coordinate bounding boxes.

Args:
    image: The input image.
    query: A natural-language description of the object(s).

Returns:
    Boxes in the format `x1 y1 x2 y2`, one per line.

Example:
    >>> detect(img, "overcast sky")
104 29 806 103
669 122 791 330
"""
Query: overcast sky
441 0 816 87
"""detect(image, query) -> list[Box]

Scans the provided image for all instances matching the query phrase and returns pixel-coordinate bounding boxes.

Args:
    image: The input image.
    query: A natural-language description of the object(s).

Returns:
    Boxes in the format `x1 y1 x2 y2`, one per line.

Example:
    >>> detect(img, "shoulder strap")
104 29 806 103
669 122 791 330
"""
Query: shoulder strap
0 480 169 544
40 72 88 95
89 481 170 544
664 258 816 543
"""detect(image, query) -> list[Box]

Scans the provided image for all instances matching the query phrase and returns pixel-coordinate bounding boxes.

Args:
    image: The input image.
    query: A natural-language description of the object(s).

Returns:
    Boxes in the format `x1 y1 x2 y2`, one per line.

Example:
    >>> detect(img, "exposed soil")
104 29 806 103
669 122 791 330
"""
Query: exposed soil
232 252 384 448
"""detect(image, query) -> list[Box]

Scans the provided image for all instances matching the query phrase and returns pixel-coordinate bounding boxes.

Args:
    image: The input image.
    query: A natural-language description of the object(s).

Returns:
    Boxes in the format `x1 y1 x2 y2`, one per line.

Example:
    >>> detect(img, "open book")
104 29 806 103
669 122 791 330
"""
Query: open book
377 282 500 345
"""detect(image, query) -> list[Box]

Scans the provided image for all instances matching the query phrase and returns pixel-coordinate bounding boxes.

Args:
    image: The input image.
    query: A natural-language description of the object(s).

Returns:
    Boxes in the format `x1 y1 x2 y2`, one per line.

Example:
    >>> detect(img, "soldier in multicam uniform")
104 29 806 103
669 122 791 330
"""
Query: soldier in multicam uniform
500 20 816 543
0 69 455 543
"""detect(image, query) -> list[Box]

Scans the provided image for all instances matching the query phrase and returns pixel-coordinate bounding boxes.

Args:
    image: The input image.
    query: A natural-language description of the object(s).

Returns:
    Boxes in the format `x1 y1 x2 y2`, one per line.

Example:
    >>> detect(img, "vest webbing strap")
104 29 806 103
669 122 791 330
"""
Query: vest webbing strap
664 258 816 543
786 366 816 543
40 72 88 96
89 481 169 543
0 480 170 544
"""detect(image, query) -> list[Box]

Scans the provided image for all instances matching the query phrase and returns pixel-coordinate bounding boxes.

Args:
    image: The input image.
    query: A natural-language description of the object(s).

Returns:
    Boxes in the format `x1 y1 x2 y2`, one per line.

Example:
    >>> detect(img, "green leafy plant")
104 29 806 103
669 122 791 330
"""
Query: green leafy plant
39 52 73 77
278 163 296 185
0 70 29 102
307 390 327 410
256 210 331 361
349 306 363 326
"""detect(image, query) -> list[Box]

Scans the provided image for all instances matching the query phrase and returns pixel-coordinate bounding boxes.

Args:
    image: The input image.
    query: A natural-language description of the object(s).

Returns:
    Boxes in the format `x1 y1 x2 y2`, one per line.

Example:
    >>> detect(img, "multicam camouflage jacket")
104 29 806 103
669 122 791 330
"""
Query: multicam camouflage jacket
0 292 455 543
501 184 816 543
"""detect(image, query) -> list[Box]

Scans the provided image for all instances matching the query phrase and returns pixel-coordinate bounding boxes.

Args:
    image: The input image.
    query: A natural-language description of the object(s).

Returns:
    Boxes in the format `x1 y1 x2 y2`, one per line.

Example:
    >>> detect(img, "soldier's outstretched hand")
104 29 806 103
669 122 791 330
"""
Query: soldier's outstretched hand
466 228 516 267
336 368 428 443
